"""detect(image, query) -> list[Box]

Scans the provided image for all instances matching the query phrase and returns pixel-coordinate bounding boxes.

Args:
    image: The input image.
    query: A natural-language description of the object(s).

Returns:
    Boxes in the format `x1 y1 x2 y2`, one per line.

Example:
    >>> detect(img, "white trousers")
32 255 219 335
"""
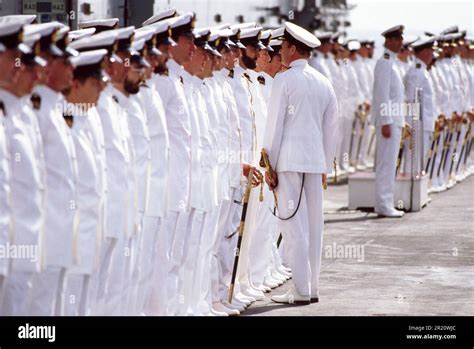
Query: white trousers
0 275 5 310
375 125 402 213
63 273 91 316
166 209 194 315
235 184 258 290
247 185 277 288
210 196 233 304
359 117 374 167
26 266 66 316
145 211 179 315
340 116 355 170
89 236 117 315
276 172 323 297
180 209 206 315
217 189 242 302
136 215 162 314
1 270 34 315
126 212 144 315
103 236 127 315
199 206 219 312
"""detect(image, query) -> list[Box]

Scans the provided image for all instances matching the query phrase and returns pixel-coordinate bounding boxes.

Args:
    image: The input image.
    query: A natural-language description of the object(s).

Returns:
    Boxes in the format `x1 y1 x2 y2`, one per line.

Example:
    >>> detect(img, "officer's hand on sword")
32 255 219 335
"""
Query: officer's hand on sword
242 163 263 186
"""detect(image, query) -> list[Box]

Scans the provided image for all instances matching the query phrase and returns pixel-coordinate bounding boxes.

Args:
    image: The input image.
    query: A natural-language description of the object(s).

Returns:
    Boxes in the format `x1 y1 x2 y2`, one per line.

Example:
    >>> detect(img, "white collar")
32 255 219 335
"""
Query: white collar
415 58 427 70
167 59 184 74
34 84 62 105
289 58 308 68
383 48 398 60
0 88 22 116
110 86 129 107
259 71 272 80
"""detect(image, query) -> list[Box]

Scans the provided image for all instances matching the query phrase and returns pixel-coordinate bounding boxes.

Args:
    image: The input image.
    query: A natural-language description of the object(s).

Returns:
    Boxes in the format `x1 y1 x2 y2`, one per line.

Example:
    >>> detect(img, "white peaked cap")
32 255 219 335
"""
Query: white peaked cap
142 8 177 26
79 18 119 29
283 22 321 48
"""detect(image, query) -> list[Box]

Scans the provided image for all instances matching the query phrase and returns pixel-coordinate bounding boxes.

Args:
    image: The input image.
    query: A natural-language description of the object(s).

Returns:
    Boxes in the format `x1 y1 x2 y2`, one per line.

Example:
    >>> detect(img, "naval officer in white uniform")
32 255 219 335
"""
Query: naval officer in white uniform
372 25 406 218
263 22 339 304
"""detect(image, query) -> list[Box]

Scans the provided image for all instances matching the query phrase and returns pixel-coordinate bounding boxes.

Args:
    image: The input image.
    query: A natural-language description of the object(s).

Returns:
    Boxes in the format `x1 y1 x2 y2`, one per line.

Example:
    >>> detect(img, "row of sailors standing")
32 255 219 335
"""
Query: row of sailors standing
308 25 474 209
0 10 294 316
388 25 473 195
309 32 375 174
373 25 473 217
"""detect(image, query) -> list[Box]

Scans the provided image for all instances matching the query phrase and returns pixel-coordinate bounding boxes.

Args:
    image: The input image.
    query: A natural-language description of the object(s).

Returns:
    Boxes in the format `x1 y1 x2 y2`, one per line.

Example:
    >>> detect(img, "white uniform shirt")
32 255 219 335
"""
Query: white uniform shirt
0 89 42 272
222 69 245 188
343 58 365 116
309 51 332 81
263 59 339 174
113 89 151 215
372 49 405 127
437 58 456 116
211 69 238 197
96 86 131 239
354 56 372 103
33 84 79 268
207 72 230 201
69 111 100 275
404 59 436 132
231 65 254 163
181 69 203 211
246 69 268 163
141 75 170 218
20 96 46 201
430 64 451 116
202 76 221 207
0 98 11 277
256 71 273 105
195 76 218 211
84 107 107 244
155 60 192 212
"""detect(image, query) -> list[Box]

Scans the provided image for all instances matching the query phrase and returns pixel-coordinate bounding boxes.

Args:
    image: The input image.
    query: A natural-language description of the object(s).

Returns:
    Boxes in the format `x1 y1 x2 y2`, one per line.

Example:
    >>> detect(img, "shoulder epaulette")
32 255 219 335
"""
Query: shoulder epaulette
228 69 234 78
112 95 119 103
0 101 5 117
179 76 184 84
416 63 421 69
257 76 265 85
384 53 390 60
243 73 252 83
31 93 41 110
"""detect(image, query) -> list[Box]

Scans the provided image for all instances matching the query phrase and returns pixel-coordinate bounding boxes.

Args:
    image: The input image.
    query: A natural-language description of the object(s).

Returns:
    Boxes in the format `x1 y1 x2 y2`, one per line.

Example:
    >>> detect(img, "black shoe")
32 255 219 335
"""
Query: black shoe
310 297 319 304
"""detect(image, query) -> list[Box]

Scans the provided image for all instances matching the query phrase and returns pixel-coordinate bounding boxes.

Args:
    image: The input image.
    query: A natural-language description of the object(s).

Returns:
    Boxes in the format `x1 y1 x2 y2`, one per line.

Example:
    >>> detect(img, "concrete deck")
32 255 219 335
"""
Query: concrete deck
245 174 474 316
